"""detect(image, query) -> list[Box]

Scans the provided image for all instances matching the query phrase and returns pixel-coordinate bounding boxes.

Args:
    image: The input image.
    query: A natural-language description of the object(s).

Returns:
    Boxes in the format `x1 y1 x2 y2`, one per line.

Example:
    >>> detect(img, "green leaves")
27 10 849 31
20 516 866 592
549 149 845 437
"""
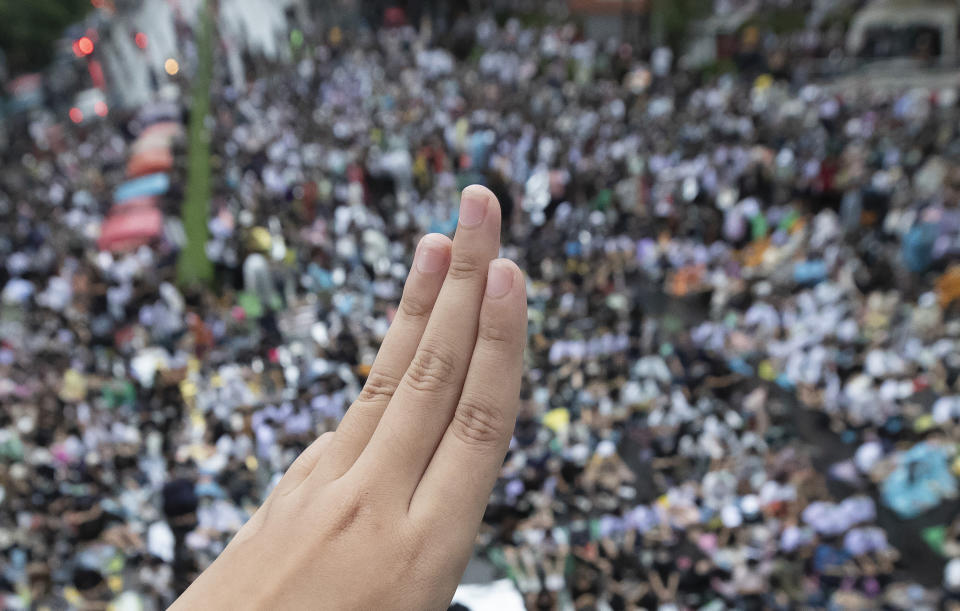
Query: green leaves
0 0 90 74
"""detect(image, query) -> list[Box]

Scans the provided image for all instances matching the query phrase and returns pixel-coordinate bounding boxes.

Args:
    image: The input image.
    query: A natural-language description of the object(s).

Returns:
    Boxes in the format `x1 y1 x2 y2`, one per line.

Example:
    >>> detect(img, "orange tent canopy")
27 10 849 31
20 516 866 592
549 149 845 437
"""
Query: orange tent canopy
131 121 183 155
127 148 174 178
140 121 182 139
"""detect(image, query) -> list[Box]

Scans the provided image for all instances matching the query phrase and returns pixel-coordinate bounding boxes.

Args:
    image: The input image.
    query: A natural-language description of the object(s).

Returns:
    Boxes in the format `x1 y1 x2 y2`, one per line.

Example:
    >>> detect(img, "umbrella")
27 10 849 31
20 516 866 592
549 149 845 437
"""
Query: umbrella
97 206 163 252
113 173 170 202
127 148 174 178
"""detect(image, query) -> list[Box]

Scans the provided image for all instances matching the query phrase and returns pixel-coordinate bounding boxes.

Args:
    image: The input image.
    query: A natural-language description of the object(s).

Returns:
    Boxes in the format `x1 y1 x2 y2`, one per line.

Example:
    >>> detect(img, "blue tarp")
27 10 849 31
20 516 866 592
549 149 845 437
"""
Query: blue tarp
902 222 938 273
114 173 170 203
881 442 957 519
793 260 828 285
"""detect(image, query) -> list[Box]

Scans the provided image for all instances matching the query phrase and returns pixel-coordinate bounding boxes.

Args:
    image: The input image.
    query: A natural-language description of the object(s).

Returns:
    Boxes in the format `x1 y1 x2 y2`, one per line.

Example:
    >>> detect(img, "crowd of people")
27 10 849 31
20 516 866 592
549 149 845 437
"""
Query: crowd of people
3 5 960 609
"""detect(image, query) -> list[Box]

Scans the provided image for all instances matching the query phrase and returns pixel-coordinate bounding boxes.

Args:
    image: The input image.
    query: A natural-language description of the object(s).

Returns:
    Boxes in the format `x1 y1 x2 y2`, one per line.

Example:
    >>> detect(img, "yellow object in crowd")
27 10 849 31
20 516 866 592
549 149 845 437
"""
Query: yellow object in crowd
758 360 776 381
936 265 960 309
914 414 935 433
107 575 123 593
64 588 83 606
754 74 773 92
542 407 570 433
248 226 272 252
180 379 197 400
59 368 88 403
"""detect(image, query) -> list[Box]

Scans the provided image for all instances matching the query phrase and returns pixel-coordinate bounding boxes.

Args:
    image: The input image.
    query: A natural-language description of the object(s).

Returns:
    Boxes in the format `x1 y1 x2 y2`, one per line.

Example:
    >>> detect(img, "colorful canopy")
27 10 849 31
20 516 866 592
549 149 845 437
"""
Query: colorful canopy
127 148 174 178
111 195 160 210
113 173 170 202
131 121 183 155
97 205 164 252
134 101 180 128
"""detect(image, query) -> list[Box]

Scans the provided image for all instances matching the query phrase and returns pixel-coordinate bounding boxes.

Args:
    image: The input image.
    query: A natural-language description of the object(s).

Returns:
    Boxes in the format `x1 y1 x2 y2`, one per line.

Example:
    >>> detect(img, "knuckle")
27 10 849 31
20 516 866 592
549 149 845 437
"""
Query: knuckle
357 369 403 404
285 452 313 479
405 342 458 393
446 254 483 281
398 291 433 321
393 520 429 567
275 432 336 498
327 487 372 537
227 503 269 548
452 394 506 448
477 318 517 348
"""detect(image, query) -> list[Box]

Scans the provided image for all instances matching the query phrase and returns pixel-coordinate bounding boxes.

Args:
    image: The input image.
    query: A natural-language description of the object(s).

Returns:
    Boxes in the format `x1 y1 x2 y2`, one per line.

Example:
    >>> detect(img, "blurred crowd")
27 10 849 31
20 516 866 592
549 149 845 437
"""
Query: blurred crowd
3 8 960 611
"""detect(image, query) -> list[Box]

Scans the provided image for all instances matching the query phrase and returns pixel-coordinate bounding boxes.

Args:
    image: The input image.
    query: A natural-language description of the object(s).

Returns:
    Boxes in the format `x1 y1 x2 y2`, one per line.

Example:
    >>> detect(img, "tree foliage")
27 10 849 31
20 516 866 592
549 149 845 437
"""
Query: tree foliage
177 0 215 287
0 0 91 75
651 0 711 47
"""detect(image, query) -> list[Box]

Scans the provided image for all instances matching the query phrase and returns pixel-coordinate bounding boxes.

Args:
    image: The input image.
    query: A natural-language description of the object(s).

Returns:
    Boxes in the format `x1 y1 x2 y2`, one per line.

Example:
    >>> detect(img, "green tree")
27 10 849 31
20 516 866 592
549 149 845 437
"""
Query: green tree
177 0 215 287
0 0 91 75
650 0 710 48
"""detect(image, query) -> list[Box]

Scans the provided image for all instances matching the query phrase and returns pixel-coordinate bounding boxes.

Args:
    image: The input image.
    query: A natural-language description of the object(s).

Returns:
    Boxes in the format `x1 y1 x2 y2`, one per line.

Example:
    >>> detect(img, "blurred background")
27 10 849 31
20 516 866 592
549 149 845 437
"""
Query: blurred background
4 0 960 609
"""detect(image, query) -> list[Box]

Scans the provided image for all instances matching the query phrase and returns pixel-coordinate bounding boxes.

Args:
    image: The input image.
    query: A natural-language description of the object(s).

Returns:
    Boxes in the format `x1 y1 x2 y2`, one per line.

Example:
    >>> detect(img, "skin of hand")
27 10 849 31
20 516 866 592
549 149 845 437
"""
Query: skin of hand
170 185 527 610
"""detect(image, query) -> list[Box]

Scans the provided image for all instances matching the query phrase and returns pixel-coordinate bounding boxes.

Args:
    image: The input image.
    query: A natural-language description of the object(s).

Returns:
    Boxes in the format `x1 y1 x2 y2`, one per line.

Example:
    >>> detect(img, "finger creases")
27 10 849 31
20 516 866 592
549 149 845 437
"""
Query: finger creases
352 185 503 492
411 258 526 527
274 431 336 498
445 259 526 452
319 233 451 481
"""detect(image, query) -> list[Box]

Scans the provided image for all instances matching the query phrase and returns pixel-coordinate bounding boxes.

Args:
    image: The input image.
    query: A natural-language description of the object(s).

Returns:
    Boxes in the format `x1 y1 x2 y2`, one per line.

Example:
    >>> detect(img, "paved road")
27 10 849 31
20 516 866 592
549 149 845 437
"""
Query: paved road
821 62 960 95
638 290 954 588
463 288 956 588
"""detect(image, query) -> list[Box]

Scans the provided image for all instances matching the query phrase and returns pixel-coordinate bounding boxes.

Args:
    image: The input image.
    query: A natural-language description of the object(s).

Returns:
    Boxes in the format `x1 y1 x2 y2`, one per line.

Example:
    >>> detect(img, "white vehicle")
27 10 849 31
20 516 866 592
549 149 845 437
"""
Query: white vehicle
70 88 109 124
847 0 960 63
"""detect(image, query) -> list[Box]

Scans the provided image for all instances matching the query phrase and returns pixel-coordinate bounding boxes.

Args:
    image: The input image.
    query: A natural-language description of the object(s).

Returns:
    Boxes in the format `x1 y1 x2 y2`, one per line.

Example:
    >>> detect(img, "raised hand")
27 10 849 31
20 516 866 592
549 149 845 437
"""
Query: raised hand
171 185 527 610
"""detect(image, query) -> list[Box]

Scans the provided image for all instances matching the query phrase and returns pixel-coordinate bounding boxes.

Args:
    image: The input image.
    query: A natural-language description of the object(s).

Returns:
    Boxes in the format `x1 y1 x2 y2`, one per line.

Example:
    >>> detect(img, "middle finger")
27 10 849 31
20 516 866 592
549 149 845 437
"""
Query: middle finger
351 184 501 498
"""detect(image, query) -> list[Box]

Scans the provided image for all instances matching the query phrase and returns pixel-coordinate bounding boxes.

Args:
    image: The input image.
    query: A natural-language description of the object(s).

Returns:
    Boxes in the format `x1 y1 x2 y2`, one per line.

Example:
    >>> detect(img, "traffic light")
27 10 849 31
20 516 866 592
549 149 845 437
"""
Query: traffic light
73 36 94 57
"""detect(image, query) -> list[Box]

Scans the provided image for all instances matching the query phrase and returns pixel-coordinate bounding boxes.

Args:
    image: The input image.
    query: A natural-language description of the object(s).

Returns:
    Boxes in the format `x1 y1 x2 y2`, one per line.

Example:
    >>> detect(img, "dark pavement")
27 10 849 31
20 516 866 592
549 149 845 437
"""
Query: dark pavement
635 289 956 588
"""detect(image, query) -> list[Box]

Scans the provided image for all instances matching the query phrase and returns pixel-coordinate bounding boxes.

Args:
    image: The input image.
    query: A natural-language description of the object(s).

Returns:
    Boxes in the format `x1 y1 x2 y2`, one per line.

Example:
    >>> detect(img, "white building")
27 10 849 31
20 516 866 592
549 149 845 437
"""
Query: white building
99 0 308 109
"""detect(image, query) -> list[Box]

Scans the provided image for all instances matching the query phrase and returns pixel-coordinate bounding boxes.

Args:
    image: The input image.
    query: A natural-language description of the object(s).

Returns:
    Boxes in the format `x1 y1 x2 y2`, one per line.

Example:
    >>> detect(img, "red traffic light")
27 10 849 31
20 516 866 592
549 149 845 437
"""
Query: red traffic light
134 32 147 49
73 36 94 57
69 108 84 123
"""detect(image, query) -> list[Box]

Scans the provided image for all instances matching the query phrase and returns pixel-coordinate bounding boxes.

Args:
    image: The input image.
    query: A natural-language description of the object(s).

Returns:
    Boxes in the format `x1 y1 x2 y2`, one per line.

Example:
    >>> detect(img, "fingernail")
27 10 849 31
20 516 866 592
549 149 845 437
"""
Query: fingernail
486 260 514 298
415 236 447 273
459 186 488 227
